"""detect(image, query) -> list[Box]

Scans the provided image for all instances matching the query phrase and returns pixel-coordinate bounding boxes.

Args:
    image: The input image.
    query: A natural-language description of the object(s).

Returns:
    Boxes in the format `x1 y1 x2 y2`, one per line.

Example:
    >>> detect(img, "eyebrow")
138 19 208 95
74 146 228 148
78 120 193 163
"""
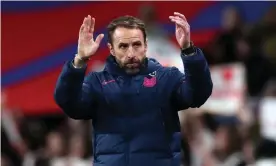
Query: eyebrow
119 41 142 44
118 40 142 45
118 43 129 46
132 41 142 44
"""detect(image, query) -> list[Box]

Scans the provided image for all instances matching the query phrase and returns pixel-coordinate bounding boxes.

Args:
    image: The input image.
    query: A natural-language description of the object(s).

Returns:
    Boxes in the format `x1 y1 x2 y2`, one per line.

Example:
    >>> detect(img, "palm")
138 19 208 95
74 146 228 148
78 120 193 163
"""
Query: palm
78 15 104 59
78 33 99 57
175 25 187 48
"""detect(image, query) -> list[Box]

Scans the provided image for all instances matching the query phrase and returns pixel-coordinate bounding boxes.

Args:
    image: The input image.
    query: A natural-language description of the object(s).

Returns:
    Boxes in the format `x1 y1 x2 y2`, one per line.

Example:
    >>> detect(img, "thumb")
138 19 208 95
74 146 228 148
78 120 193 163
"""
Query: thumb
95 34 104 45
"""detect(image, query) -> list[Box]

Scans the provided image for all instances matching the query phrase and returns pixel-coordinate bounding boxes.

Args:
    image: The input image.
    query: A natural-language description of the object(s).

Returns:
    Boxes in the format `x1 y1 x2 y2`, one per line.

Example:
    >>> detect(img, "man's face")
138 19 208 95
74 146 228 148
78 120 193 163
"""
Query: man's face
108 27 147 74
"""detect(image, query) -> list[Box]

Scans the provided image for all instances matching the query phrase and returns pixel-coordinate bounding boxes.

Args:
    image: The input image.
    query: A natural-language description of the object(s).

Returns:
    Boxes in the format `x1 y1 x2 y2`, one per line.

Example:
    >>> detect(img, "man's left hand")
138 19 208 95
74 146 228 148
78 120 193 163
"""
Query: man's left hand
169 12 191 49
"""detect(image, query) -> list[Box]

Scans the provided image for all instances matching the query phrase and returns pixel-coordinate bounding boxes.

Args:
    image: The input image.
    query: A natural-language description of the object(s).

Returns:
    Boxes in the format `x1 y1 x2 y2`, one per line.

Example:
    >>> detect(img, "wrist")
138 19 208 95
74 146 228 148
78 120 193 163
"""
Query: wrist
182 42 191 50
73 55 87 68
181 41 195 56
76 53 90 61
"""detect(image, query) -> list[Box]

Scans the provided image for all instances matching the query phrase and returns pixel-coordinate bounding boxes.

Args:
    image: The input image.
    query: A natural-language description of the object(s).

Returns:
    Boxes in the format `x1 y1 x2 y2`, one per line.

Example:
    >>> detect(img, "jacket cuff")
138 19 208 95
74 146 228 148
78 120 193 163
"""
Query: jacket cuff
181 41 196 56
59 60 87 81
68 60 87 71
181 48 206 62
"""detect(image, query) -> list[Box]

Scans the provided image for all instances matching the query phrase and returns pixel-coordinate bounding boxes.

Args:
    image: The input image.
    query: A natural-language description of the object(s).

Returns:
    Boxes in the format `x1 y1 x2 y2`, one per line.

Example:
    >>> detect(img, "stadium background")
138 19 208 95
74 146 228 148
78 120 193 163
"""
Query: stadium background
1 1 276 166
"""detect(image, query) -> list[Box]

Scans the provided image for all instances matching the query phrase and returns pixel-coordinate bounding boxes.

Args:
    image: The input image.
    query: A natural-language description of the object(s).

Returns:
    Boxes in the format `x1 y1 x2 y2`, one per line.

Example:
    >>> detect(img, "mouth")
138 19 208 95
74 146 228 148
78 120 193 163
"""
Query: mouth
126 62 140 68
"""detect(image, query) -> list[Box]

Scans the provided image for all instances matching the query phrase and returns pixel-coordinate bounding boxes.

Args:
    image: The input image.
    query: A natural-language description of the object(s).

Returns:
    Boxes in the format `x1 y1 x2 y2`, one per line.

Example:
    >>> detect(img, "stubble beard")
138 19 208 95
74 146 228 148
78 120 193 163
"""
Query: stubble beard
116 56 146 75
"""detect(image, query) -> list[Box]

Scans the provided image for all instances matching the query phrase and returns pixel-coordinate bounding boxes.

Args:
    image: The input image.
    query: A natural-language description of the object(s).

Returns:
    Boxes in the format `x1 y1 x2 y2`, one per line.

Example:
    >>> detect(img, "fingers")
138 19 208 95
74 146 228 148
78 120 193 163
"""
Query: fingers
84 15 95 34
79 23 85 35
169 12 188 26
79 15 96 41
84 15 91 26
172 19 188 32
94 34 104 45
80 15 92 34
169 16 188 28
173 12 187 22
90 17 95 34
169 14 190 32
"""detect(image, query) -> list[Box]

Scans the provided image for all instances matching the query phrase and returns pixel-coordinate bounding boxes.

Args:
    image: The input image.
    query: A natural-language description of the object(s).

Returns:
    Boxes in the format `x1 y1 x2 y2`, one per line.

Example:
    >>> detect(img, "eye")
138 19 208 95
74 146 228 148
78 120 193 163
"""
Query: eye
133 42 142 47
119 44 128 49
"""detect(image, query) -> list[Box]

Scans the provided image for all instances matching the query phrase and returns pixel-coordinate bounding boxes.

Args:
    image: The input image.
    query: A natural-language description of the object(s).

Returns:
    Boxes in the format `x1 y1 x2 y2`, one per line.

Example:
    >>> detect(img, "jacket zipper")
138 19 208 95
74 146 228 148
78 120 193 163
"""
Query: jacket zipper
158 108 173 158
123 77 131 166
126 137 130 166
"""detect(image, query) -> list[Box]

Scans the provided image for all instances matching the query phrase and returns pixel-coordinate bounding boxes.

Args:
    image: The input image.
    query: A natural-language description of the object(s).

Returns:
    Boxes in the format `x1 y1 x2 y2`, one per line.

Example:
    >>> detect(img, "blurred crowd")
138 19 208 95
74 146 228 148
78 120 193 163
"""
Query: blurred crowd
2 4 276 166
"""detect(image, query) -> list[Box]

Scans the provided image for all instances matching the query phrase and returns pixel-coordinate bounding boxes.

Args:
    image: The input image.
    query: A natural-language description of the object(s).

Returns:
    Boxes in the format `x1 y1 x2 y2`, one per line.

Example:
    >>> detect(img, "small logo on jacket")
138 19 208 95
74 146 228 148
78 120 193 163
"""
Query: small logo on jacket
149 71 157 77
143 77 156 87
102 79 115 85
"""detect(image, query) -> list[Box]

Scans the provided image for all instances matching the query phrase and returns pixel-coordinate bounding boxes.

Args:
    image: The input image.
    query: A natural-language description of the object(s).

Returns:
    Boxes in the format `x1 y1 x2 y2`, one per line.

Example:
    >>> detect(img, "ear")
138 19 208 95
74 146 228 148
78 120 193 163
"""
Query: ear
107 43 114 56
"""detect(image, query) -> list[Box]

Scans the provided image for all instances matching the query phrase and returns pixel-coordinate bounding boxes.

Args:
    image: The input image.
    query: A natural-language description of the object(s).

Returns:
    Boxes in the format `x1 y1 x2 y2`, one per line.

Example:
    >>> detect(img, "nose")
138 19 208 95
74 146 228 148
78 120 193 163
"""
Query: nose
127 47 135 58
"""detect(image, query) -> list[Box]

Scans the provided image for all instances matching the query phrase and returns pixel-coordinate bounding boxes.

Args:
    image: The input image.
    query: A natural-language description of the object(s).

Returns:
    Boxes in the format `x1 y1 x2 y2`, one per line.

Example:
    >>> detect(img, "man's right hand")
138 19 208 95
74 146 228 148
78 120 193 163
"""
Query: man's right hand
74 15 104 68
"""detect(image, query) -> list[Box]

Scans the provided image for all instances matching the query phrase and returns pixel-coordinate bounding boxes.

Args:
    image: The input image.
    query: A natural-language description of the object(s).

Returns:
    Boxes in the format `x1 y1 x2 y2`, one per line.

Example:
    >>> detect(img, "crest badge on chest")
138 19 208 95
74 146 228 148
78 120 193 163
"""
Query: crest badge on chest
143 71 157 88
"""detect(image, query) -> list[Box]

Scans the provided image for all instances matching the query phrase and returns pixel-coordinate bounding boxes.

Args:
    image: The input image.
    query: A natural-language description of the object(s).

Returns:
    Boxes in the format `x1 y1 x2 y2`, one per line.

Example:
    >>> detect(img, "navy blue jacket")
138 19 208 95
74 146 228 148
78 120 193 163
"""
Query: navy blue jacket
54 48 213 166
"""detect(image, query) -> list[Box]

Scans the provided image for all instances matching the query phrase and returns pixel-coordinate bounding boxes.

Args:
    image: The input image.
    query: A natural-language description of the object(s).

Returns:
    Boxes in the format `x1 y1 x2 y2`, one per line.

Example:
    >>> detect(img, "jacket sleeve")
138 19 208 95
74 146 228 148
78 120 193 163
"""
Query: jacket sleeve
170 48 213 110
54 61 98 120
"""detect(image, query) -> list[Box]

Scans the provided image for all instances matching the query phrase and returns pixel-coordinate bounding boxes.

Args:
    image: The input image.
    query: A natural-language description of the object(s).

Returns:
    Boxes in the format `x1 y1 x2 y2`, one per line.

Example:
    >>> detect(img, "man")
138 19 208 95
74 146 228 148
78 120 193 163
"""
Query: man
54 12 213 166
